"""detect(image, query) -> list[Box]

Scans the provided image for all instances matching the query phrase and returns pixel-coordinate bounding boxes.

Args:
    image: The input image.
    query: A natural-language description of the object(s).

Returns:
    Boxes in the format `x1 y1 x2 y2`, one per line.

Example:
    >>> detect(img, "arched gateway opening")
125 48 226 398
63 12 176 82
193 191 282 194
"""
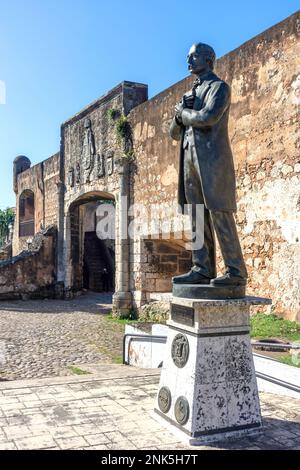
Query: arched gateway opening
68 192 115 293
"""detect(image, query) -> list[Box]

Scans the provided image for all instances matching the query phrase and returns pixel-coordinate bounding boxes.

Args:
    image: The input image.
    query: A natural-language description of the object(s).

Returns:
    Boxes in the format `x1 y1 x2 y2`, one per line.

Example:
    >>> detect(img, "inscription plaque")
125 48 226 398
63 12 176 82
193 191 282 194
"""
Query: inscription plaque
171 304 194 327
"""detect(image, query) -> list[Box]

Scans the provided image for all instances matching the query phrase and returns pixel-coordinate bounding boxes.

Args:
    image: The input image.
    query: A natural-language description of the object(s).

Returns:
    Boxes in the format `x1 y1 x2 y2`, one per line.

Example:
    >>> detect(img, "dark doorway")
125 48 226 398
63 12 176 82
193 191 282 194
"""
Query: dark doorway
83 231 115 292
69 193 115 294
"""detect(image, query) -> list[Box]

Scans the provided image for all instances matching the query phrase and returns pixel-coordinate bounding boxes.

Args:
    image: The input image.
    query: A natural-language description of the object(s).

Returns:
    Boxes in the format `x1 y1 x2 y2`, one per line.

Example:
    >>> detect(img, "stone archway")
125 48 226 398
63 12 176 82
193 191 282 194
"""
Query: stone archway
66 191 116 294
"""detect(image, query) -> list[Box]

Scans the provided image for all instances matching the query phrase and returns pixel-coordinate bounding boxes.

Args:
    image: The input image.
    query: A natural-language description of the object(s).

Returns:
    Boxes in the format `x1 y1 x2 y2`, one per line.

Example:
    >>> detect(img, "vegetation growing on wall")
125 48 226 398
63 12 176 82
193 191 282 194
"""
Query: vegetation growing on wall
107 109 134 161
0 208 15 247
107 108 120 121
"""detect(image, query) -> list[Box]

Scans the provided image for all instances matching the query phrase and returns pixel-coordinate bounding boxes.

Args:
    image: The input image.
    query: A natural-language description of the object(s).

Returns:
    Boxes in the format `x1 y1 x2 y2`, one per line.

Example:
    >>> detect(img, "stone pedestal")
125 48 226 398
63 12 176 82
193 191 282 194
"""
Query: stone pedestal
154 296 271 445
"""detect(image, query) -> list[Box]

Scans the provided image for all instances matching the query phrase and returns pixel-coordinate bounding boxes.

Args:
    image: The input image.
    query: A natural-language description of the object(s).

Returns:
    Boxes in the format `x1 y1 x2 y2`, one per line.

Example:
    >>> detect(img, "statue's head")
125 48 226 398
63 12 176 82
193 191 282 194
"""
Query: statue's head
187 43 216 75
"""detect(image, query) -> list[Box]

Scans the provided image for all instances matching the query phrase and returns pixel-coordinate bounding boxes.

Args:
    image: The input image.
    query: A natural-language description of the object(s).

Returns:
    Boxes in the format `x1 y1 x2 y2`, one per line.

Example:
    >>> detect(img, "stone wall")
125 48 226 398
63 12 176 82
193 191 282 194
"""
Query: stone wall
129 11 300 320
0 226 57 300
12 153 60 256
0 243 12 262
141 239 192 299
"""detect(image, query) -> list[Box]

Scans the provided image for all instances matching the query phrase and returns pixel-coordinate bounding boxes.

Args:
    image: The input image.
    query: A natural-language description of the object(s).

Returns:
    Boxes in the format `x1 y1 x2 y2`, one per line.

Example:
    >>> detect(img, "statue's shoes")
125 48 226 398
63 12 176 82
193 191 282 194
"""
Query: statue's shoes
211 273 247 286
172 270 211 285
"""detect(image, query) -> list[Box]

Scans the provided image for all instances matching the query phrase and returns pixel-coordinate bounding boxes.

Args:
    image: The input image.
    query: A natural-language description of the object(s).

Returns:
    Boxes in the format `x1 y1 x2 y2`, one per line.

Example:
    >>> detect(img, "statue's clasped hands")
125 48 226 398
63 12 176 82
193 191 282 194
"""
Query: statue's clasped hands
175 94 195 123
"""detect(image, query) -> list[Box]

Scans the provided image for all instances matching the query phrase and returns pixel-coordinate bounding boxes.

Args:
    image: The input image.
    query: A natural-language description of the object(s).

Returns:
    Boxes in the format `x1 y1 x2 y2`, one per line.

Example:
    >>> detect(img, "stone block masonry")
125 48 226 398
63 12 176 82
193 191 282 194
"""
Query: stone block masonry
0 226 57 300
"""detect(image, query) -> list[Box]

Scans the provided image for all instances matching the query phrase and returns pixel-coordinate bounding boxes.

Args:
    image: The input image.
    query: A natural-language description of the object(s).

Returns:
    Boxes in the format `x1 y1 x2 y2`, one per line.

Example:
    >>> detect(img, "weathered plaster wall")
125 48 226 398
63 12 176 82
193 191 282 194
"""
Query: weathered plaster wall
129 11 300 320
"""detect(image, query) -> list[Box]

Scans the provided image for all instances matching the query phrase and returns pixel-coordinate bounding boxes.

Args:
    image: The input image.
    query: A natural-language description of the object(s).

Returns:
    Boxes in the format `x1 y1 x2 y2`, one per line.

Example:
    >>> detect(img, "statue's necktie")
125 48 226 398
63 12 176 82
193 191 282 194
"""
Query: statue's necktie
192 78 202 97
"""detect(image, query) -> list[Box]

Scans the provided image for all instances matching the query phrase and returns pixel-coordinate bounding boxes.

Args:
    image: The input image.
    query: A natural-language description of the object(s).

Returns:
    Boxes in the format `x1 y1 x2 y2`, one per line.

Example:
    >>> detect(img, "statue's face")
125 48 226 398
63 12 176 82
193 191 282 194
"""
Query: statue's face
187 45 209 75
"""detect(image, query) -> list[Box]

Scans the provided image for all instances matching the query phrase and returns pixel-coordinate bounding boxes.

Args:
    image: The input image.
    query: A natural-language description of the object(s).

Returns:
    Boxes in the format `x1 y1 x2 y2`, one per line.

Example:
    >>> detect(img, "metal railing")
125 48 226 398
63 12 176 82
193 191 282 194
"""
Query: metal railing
251 341 300 350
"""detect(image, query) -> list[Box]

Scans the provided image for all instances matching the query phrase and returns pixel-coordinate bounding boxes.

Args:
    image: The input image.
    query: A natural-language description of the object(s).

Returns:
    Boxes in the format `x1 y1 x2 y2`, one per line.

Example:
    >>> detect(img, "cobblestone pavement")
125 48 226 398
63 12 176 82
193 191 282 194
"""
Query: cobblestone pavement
0 293 125 381
0 366 299 450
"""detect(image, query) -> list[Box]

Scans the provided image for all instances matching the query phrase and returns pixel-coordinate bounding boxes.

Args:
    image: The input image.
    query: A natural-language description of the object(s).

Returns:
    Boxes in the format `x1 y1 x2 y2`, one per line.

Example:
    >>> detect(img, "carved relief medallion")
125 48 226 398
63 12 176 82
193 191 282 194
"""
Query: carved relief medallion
106 151 114 175
97 154 105 178
68 167 74 187
82 118 96 183
171 334 189 368
174 396 189 425
75 162 81 184
158 387 171 414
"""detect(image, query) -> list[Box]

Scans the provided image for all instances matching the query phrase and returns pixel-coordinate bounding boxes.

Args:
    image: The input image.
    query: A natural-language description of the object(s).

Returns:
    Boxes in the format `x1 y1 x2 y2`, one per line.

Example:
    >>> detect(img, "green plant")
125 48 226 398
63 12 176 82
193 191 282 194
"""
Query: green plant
115 114 130 144
105 313 138 325
250 313 300 340
113 308 138 321
138 302 169 323
112 355 123 364
107 108 119 121
277 355 300 368
123 149 134 161
68 366 90 375
0 208 15 247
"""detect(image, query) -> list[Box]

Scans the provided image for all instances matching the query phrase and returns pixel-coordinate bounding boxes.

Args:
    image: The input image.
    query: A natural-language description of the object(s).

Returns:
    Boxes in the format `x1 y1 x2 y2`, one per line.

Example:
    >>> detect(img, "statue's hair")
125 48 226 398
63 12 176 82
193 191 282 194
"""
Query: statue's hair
194 43 216 67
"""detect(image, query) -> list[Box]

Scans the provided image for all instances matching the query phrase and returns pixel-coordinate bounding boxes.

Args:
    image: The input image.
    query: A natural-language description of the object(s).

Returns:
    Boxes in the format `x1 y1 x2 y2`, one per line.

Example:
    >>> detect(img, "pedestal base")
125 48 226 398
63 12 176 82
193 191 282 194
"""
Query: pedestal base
154 296 271 446
172 283 245 299
153 410 262 446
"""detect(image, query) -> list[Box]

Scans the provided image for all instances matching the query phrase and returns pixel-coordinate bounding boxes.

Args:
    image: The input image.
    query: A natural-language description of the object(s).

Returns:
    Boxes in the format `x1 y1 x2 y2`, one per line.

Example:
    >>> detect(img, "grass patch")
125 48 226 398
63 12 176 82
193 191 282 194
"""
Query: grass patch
69 366 90 376
250 313 300 341
277 355 300 368
105 312 139 325
112 355 123 364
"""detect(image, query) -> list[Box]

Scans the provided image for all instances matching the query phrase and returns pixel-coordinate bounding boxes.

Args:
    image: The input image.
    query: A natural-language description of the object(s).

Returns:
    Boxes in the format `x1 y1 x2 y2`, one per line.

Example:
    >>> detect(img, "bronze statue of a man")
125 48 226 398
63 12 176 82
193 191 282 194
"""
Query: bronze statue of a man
171 43 247 286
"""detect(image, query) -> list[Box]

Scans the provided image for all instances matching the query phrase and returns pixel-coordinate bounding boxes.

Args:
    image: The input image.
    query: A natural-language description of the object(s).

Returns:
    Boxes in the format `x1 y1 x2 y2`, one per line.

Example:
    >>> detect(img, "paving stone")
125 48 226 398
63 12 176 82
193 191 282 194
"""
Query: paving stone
14 434 56 450
84 433 112 446
50 426 79 439
55 436 89 450
2 388 33 396
3 424 32 439
0 294 124 381
82 445 109 450
0 441 18 450
107 441 138 450
0 327 299 451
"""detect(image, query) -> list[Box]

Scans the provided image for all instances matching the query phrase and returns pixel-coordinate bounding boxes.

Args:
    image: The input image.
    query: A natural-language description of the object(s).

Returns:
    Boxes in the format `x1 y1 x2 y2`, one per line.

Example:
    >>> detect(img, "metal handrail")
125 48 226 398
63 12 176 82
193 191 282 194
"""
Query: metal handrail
123 334 300 365
251 341 300 349
255 371 300 394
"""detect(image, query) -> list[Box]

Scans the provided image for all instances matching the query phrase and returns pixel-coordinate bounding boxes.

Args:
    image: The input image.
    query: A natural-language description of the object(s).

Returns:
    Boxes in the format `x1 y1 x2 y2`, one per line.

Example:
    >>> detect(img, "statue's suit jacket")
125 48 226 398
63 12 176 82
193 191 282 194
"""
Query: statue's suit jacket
170 71 237 212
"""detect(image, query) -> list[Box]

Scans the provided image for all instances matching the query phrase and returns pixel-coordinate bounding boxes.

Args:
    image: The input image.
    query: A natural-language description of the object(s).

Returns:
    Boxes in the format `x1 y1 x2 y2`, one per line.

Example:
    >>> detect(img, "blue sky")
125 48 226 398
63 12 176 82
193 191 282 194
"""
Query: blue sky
0 0 298 209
